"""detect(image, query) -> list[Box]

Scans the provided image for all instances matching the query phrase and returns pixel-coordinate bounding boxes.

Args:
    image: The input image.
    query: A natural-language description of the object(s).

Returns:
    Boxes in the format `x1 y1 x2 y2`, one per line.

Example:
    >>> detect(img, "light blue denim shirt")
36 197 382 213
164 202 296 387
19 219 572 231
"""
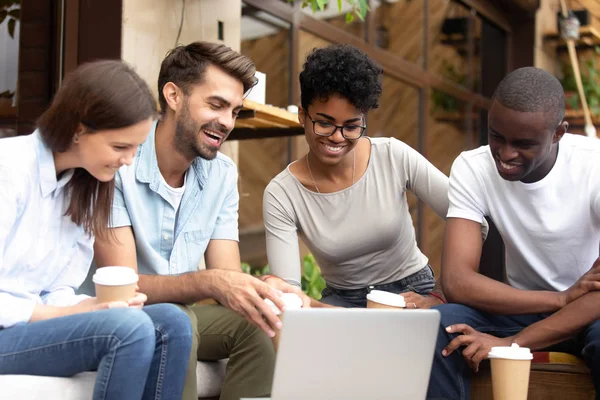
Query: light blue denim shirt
105 120 239 276
0 131 91 328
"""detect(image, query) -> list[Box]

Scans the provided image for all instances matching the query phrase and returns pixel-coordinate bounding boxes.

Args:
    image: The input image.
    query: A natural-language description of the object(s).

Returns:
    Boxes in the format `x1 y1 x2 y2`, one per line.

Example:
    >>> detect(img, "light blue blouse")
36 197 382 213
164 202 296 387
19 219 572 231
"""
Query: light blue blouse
0 131 91 328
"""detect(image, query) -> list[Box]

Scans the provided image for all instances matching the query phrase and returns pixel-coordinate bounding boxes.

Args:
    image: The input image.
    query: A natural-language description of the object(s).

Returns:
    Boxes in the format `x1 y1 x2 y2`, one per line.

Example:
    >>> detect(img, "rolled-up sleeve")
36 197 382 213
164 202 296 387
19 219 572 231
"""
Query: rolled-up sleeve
447 154 487 223
211 167 239 241
109 173 132 228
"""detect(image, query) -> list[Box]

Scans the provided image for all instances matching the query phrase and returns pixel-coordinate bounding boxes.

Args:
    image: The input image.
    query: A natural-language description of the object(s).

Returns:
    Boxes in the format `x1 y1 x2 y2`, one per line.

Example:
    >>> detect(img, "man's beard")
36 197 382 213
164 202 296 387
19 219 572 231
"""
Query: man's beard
174 102 229 161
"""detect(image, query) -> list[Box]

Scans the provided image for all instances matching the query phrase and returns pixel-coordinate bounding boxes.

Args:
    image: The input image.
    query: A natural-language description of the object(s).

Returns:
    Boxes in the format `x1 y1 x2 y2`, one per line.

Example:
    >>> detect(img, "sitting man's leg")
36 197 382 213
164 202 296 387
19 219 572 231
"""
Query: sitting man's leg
427 303 544 400
175 305 201 400
191 304 275 400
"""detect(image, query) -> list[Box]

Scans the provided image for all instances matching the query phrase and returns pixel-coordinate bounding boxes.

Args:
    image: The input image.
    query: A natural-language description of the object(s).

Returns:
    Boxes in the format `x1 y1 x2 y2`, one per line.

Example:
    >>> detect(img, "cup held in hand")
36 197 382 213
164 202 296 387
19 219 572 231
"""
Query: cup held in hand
366 290 406 309
93 266 139 303
264 293 303 350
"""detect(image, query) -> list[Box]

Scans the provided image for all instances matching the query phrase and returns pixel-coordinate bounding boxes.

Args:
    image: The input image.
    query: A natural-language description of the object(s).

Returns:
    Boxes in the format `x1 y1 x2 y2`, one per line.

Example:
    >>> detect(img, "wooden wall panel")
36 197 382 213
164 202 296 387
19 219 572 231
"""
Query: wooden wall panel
239 29 292 231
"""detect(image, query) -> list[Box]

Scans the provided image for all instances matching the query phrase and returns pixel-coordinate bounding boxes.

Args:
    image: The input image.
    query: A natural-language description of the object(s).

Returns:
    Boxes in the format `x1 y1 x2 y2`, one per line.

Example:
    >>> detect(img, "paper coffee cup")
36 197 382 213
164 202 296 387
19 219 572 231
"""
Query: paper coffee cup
366 290 406 309
265 293 303 350
93 266 139 303
488 344 532 400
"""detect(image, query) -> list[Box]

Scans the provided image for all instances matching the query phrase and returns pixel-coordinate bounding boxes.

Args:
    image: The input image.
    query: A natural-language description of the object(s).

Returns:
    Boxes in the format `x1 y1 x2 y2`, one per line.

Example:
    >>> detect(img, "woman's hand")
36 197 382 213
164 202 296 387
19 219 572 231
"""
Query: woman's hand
262 275 312 308
400 291 444 309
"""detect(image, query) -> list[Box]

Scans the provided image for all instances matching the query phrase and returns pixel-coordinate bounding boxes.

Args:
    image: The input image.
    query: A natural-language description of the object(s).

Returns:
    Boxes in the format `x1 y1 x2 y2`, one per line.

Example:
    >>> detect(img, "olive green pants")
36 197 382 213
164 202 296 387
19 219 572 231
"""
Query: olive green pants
176 304 276 400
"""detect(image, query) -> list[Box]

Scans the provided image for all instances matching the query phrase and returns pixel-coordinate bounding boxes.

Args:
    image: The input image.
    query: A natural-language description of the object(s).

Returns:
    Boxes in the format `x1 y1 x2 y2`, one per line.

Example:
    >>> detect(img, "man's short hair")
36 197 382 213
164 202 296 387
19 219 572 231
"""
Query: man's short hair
158 41 258 115
493 67 565 130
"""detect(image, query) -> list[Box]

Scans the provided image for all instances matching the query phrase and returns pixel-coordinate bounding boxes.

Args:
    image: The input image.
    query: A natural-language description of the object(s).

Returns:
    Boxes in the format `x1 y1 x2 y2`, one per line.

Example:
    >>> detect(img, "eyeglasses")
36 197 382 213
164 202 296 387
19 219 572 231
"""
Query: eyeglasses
306 113 366 140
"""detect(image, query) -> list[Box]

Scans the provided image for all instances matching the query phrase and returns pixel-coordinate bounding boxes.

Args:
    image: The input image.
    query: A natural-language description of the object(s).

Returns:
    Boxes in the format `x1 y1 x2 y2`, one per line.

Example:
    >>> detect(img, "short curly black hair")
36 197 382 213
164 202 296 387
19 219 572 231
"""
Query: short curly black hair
299 44 383 113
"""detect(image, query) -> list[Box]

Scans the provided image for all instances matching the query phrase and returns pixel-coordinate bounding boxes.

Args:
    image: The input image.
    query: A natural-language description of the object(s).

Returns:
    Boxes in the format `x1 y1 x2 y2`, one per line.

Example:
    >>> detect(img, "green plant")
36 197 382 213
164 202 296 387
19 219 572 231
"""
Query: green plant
289 0 369 22
0 90 14 99
241 254 326 300
300 254 326 300
560 47 600 117
431 61 466 113
0 0 20 39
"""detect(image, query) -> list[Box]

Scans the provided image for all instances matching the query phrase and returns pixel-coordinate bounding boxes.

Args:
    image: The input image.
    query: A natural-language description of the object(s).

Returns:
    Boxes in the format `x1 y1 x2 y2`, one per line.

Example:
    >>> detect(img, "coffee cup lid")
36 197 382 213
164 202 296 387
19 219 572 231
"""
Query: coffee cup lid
366 290 406 307
92 266 139 286
488 343 533 360
264 293 303 315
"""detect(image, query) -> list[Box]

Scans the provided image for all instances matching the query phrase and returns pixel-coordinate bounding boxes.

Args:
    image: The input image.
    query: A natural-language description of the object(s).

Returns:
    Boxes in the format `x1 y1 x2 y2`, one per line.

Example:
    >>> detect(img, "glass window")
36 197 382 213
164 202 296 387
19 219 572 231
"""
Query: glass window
0 0 20 138
371 0 424 66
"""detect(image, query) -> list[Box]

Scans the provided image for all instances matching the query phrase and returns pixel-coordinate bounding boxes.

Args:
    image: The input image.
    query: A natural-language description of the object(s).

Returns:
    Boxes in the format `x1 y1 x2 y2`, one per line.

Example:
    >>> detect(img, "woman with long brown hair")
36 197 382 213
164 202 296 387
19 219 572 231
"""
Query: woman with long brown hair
0 60 192 400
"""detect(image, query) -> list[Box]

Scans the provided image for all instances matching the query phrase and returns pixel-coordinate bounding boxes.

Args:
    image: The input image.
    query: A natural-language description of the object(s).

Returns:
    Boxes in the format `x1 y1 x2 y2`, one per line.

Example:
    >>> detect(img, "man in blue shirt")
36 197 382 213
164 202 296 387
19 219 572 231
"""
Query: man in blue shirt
91 41 311 400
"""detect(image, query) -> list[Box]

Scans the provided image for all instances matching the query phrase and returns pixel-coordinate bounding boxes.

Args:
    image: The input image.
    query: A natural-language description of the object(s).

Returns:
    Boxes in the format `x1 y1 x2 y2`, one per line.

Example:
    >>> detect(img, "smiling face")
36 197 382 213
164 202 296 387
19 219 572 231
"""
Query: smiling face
77 118 152 182
172 64 244 160
488 100 566 183
299 94 364 165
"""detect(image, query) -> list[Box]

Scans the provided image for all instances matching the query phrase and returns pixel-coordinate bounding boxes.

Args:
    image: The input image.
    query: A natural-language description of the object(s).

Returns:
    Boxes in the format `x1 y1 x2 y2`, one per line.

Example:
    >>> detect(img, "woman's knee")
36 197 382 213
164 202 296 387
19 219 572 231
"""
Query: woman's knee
99 308 156 346
144 303 193 339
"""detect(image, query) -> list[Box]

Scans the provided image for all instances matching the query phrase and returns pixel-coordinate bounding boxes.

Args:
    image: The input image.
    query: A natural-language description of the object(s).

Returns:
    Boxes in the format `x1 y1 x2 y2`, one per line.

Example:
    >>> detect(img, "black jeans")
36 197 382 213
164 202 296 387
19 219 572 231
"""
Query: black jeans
320 265 436 308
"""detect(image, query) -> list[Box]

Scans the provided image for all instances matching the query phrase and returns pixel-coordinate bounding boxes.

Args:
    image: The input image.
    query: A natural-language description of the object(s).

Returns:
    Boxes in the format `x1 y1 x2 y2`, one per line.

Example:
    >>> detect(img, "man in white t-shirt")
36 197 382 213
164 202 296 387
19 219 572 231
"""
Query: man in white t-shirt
427 67 600 400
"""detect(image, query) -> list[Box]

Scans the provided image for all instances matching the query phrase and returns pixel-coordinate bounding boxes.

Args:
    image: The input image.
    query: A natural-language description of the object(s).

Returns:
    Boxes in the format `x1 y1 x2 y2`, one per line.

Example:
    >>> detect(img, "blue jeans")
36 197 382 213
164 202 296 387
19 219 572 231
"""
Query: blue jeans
0 304 192 400
320 265 436 308
427 303 600 400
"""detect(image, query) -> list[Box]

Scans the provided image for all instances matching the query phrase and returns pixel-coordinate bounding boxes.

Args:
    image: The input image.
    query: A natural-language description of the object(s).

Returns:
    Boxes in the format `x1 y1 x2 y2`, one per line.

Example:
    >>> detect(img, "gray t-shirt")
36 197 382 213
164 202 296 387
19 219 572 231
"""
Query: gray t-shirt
263 137 449 289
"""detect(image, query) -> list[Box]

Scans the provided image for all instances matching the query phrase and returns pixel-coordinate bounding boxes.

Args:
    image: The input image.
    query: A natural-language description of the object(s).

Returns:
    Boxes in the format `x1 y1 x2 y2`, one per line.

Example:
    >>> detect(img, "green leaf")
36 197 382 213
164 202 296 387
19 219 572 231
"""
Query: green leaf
241 262 251 274
7 8 18 19
337 0 342 11
315 0 327 11
345 12 354 23
8 17 15 38
0 10 7 25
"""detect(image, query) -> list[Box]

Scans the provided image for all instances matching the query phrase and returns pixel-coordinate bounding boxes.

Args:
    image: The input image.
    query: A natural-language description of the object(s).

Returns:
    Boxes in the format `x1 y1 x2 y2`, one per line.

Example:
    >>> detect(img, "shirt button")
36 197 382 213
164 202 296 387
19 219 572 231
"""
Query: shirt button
163 234 169 240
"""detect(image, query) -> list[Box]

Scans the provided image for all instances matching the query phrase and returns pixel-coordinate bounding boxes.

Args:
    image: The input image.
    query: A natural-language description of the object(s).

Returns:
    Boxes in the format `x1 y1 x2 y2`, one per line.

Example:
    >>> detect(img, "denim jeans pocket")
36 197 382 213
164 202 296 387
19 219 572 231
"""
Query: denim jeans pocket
403 265 435 295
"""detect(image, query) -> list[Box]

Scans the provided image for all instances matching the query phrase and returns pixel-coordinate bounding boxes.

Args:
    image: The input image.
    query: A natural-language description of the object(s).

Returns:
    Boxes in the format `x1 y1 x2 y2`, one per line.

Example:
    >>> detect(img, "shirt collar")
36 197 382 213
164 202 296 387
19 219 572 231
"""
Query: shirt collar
136 120 208 189
35 130 74 198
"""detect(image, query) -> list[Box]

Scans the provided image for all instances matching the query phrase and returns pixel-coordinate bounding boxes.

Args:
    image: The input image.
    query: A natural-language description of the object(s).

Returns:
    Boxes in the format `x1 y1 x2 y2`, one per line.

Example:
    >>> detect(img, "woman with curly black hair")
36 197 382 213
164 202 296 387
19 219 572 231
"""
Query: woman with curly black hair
263 44 471 308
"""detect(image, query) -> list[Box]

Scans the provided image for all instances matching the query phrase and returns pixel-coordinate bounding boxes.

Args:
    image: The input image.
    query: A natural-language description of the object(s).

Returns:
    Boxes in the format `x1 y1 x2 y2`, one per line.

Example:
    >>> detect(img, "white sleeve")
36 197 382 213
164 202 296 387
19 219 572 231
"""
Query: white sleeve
390 138 449 219
447 154 487 223
263 182 302 287
41 234 94 307
109 172 132 228
592 169 600 220
0 169 36 328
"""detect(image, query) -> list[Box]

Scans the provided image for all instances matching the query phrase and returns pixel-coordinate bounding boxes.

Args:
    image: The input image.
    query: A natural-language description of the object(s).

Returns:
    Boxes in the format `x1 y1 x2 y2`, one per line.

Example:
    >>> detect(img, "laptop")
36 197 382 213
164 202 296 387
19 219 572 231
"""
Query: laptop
269 308 440 400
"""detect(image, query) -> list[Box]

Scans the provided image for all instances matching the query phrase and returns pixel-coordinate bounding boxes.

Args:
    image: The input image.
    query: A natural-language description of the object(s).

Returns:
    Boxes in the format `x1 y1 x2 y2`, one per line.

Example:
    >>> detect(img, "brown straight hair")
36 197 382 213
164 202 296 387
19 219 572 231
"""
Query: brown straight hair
157 41 258 115
37 60 157 237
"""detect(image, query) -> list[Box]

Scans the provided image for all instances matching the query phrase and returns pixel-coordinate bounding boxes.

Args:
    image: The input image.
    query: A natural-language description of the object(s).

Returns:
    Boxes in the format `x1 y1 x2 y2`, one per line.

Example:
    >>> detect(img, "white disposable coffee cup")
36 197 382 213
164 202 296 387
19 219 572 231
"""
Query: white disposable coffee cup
265 293 303 350
488 343 533 400
93 266 139 303
366 290 406 309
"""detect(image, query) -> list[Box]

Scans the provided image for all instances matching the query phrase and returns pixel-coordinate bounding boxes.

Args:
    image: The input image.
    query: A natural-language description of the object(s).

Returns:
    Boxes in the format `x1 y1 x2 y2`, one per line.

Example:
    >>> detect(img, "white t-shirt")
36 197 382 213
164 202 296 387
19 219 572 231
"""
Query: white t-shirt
159 170 187 211
448 134 600 291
